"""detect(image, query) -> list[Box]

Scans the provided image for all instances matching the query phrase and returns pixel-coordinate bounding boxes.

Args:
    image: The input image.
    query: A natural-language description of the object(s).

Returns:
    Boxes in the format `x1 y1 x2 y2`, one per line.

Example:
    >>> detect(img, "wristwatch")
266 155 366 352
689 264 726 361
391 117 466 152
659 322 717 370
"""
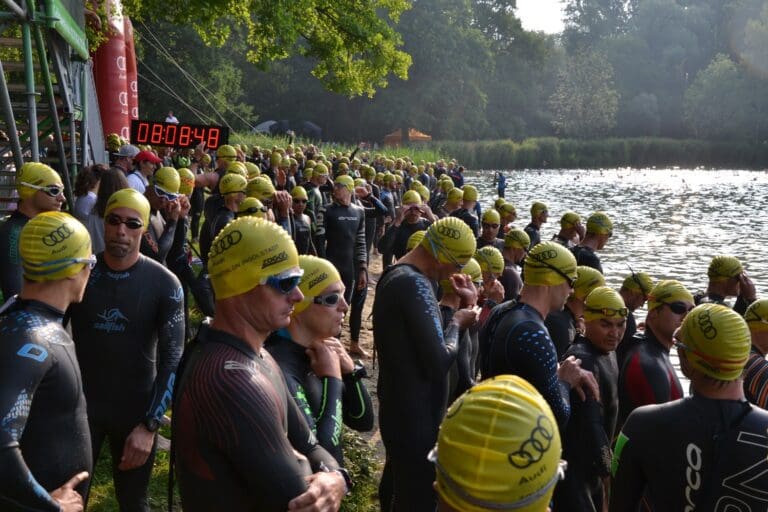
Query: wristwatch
143 417 161 433
350 362 367 381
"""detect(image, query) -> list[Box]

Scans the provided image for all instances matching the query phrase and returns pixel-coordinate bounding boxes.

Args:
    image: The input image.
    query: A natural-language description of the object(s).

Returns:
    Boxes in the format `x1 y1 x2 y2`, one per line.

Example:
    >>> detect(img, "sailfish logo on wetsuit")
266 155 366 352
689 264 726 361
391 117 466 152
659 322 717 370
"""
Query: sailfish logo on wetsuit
94 308 129 333
42 224 74 246
508 415 555 469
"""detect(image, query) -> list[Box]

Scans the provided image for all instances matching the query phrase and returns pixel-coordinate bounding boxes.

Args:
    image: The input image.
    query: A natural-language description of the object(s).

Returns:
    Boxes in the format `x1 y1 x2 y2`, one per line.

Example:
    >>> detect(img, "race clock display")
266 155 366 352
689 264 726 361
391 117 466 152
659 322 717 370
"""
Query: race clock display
130 120 229 150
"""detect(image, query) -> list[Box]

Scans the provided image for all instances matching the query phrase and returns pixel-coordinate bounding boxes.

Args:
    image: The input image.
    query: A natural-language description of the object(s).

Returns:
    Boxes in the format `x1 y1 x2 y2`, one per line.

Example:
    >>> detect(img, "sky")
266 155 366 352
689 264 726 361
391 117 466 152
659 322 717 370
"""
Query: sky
516 0 565 34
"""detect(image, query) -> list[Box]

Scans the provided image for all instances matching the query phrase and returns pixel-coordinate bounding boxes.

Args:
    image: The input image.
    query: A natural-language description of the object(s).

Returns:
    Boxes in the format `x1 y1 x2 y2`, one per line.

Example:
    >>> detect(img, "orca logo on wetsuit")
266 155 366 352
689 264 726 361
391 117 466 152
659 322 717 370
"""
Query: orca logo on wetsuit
262 251 288 269
42 224 74 246
209 230 242 258
696 310 718 340
508 415 555 469
437 225 461 240
531 249 558 262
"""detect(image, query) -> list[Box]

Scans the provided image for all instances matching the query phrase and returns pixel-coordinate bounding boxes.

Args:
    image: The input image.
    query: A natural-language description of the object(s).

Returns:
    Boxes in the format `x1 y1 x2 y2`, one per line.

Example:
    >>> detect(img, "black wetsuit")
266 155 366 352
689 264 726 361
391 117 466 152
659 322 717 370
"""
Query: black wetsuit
0 210 29 300
524 222 541 250
545 306 578 359
475 236 504 251
373 264 460 512
611 396 768 510
318 201 367 304
554 335 618 512
199 206 235 267
140 211 178 265
441 305 476 402
743 345 768 409
570 245 603 274
292 213 314 255
482 302 572 429
265 329 374 464
173 326 340 512
202 167 227 221
0 299 93 511
68 254 184 511
620 309 638 350
378 218 431 268
694 291 752 316
617 328 682 430
450 207 479 236
500 259 523 302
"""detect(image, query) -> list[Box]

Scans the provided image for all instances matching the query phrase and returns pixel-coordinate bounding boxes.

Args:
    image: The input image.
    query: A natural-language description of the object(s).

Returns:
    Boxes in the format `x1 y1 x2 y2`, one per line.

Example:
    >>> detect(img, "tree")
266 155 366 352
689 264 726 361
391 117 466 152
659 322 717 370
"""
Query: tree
549 52 619 137
120 0 412 97
562 0 638 50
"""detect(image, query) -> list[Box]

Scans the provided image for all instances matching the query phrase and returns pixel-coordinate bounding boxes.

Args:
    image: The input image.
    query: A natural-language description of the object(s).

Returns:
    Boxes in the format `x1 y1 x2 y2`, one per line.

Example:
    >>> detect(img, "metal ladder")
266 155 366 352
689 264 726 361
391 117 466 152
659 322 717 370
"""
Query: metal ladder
0 0 106 216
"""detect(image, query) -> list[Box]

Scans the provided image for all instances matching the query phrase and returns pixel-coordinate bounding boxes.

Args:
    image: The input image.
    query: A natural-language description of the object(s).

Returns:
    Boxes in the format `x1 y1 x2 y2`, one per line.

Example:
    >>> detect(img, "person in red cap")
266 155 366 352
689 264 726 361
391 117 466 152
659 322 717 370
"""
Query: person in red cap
127 150 162 194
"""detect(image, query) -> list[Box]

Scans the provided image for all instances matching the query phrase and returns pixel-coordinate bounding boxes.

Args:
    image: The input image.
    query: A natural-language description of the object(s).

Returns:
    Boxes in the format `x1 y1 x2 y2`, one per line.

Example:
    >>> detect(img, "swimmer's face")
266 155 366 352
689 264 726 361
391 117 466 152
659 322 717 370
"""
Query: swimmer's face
302 281 348 338
585 316 626 352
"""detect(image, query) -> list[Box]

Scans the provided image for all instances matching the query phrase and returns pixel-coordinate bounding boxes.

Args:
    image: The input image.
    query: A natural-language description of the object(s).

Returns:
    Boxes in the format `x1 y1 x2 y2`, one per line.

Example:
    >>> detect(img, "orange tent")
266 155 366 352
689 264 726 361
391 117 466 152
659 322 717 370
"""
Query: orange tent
383 128 432 147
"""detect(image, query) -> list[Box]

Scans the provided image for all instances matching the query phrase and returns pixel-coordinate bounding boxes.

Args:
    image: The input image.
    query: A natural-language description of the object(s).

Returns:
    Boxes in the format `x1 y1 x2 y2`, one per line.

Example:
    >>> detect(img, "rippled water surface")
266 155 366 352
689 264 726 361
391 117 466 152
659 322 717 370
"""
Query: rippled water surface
468 168 768 388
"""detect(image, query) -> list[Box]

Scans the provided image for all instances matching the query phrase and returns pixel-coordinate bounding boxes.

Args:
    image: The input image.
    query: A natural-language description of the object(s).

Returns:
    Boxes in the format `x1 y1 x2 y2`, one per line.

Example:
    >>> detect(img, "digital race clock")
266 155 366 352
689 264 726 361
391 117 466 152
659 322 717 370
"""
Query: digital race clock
130 120 229 150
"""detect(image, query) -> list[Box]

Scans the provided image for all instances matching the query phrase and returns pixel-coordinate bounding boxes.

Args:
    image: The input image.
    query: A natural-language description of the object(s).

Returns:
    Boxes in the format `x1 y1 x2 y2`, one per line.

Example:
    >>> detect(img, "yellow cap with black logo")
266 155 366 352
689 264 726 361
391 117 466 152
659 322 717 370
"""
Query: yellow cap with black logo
20 211 92 281
475 246 505 275
226 161 248 177
583 286 626 322
678 303 751 381
560 211 581 229
153 167 181 195
622 271 653 295
745 299 768 333
462 185 478 202
244 162 261 180
294 255 342 314
586 212 612 235
420 217 477 267
402 190 422 206
447 188 464 203
334 175 354 192
481 209 500 225
216 144 237 159
504 229 530 250
647 280 694 311
531 202 548 217
207 217 299 300
523 242 577 287
105 188 151 230
573 266 606 301
176 168 195 196
219 173 247 195
16 162 63 200
707 255 743 281
406 230 426 251
432 375 562 512
237 197 267 219
291 186 308 201
246 176 276 201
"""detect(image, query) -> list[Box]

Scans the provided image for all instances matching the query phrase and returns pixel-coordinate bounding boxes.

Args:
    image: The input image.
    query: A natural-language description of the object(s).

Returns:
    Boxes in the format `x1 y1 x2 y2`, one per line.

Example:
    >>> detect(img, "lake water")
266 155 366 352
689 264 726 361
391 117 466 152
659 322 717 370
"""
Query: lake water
468 168 768 390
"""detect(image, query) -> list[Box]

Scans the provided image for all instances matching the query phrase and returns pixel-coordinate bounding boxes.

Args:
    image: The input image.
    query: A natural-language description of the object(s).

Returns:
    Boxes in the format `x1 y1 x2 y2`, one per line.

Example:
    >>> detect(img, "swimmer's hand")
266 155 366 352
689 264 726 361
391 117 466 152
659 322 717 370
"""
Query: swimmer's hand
51 471 88 512
288 470 345 512
558 356 600 401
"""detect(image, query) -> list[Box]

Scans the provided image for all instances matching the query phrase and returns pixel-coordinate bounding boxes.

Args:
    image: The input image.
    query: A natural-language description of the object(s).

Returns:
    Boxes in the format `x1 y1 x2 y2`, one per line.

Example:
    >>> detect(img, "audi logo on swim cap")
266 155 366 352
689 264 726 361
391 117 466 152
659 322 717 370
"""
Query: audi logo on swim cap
532 249 558 262
507 415 555 469
262 251 288 269
209 230 242 258
42 224 74 247
308 272 328 289
696 310 718 340
436 225 461 240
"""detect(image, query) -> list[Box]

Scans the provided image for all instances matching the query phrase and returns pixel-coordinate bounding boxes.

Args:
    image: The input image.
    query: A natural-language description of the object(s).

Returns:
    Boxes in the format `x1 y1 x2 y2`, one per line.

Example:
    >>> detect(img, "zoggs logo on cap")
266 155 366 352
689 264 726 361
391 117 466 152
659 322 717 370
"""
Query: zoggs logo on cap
437 225 461 240
262 251 288 269
308 272 328 289
42 224 74 246
209 230 242 258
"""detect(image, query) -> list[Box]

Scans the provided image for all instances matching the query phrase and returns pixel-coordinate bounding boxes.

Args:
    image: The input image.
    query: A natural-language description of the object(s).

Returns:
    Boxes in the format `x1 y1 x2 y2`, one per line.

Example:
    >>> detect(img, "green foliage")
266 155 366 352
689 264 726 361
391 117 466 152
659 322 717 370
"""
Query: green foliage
549 52 620 138
122 0 411 97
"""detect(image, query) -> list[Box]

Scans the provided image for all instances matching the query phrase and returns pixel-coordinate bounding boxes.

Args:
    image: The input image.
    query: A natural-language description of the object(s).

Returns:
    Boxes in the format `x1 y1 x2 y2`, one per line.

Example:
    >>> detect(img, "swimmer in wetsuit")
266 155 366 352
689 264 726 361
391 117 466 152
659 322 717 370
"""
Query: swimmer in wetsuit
552 211 585 248
482 241 599 431
374 217 479 512
617 269 653 350
743 299 768 408
476 209 505 250
499 228 528 302
611 304 768 510
199 173 247 267
449 185 480 236
140 167 182 265
570 211 612 275
553 287 625 512
694 254 757 315
290 186 315 255
0 162 65 300
0 212 95 511
68 189 185 512
378 190 433 267
173 218 348 512
266 256 373 464
523 201 548 251
617 279 694 429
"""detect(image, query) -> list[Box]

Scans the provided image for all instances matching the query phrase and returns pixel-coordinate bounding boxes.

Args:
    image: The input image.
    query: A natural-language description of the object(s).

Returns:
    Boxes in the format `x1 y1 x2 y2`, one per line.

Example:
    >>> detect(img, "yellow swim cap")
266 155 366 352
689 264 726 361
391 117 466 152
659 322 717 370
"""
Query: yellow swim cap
481 209 501 225
294 255 342 314
226 161 248 177
416 186 430 202
622 270 653 295
586 212 613 235
708 255 743 281
246 176 276 201
176 168 195 196
291 186 308 201
504 229 530 250
475 246 505 275
217 144 237 159
153 167 181 196
573 266 606 301
583 286 627 322
678 304 751 381
303 168 314 181
105 188 151 229
244 162 261 180
462 257 482 284
447 188 464 203
402 190 422 206
440 179 454 193
406 230 426 251
313 163 329 176
219 173 247 195
745 299 768 333
237 197 267 219
499 202 517 216
200 153 212 166
16 162 63 200
421 217 477 267
432 375 562 512
20 212 92 282
334 175 354 192
523 242 577 287
208 217 300 300
530 202 548 217
494 198 506 210
462 185 478 202
560 211 581 229
647 280 694 311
